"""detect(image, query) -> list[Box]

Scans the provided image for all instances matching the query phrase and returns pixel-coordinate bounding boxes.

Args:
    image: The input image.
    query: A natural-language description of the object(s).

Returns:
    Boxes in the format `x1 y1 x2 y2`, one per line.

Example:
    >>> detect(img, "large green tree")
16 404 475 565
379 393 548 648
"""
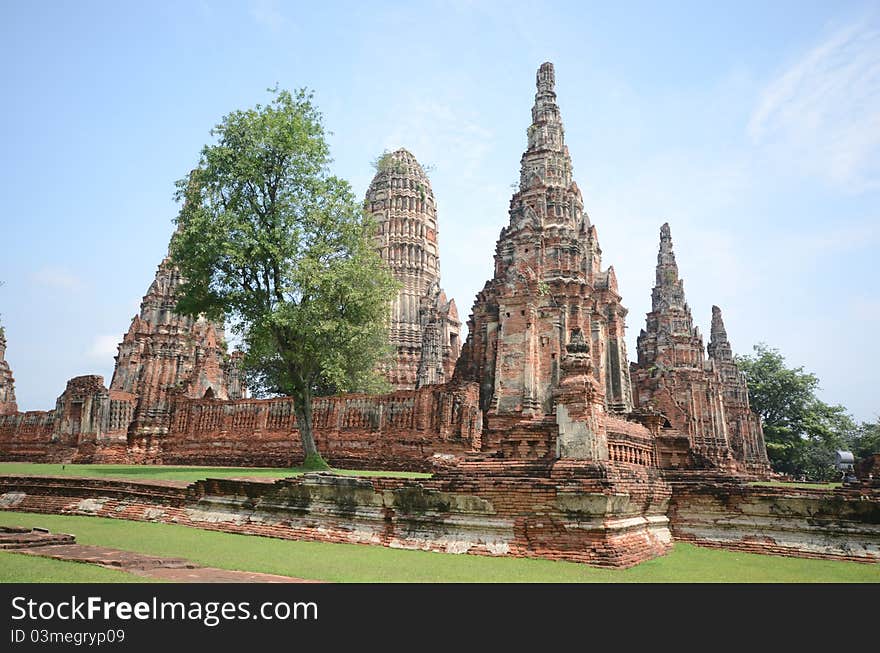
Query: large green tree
170 88 399 469
736 343 857 480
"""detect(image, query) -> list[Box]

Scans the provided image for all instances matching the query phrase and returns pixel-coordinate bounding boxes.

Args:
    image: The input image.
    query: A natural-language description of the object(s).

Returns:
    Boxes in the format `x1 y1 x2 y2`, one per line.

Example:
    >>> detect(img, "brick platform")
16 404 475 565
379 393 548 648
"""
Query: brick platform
0 526 75 549
0 468 672 568
668 480 880 563
3 473 878 567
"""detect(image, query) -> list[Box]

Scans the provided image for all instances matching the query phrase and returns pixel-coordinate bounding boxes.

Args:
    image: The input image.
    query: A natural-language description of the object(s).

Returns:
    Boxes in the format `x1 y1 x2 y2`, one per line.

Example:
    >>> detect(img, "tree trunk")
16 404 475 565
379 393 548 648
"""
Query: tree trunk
294 386 323 466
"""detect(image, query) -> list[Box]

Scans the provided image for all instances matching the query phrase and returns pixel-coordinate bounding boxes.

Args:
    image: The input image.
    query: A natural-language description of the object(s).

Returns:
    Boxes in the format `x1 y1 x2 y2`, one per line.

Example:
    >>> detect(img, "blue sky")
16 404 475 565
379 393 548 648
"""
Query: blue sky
1 1 878 422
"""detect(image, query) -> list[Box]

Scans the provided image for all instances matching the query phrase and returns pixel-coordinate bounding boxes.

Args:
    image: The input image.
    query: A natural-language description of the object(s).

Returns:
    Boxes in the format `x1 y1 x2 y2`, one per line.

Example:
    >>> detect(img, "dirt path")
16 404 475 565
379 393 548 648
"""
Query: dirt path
12 543 320 583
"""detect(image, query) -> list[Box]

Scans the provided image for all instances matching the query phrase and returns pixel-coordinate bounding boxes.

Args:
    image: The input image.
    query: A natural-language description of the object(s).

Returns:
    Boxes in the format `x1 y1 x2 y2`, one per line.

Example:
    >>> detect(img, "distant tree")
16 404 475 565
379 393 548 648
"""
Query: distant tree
850 419 880 459
170 88 399 469
736 343 857 481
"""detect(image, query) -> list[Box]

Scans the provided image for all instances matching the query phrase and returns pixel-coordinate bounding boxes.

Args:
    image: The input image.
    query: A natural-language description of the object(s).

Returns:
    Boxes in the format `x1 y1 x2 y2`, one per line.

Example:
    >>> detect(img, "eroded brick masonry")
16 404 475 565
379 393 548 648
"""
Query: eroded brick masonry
631 224 769 475
366 148 461 389
3 472 878 566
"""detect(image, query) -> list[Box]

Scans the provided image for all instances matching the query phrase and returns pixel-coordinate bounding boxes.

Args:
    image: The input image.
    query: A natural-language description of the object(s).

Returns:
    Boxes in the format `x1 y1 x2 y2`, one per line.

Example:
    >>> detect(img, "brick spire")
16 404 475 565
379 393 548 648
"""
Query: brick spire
110 248 238 437
651 222 687 314
704 303 770 472
707 305 733 362
636 222 705 369
454 61 633 419
519 61 574 192
0 327 18 415
632 223 738 467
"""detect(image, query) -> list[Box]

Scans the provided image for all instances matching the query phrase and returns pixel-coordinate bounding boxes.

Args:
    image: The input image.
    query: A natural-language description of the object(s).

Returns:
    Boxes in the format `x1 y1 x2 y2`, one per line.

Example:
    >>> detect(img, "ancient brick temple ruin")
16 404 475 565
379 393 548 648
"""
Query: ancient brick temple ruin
453 60 637 461
0 249 245 463
0 62 787 566
366 148 461 389
708 305 769 471
109 251 244 458
0 62 768 477
0 329 18 416
630 224 770 475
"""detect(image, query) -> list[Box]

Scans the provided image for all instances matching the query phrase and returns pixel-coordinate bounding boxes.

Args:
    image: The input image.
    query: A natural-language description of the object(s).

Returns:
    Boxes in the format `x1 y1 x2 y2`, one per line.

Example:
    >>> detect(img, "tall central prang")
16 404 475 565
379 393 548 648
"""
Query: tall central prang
455 62 634 459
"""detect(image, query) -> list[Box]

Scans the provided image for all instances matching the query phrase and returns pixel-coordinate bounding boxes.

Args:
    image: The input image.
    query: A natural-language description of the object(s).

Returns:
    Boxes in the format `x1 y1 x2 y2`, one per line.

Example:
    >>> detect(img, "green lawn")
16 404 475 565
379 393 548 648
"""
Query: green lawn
0 511 877 582
748 481 842 490
0 550 153 583
0 462 430 483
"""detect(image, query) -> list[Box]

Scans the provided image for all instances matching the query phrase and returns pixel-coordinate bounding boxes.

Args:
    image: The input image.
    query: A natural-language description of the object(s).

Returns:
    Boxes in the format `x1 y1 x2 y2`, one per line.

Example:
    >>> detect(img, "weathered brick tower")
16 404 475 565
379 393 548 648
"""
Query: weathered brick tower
707 305 770 473
366 148 461 390
631 223 731 466
454 62 635 458
631 223 767 474
110 251 241 449
0 329 18 416
444 63 673 566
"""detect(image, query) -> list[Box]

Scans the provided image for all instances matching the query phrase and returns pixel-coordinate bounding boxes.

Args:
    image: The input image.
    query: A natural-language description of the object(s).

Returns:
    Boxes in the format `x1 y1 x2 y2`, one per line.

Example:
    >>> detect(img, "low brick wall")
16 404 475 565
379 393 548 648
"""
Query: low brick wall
3 473 878 567
668 481 880 563
0 411 59 461
1 383 484 472
0 463 672 568
160 384 482 471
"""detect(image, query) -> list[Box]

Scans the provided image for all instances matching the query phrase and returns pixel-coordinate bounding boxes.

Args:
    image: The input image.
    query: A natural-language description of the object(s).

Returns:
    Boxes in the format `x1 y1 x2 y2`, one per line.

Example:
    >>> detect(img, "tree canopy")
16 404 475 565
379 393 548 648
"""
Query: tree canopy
736 343 868 481
170 88 399 468
851 419 880 460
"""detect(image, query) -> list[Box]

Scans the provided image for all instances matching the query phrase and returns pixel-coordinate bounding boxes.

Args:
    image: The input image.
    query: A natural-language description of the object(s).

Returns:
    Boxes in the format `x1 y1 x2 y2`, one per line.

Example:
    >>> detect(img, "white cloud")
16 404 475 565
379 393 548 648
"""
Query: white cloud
31 266 84 291
86 335 119 361
748 22 880 192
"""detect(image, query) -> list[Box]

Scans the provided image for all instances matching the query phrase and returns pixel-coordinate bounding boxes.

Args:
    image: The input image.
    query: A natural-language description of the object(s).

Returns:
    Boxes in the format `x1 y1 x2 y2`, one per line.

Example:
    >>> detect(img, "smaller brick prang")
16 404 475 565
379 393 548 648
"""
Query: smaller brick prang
0 329 18 416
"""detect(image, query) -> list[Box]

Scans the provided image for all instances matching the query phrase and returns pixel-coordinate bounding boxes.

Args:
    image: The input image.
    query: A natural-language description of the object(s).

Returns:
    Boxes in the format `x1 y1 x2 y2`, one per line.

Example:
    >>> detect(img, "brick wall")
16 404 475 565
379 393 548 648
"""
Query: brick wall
0 411 59 461
668 480 880 562
154 381 483 470
0 461 673 568
0 381 483 471
5 469 878 566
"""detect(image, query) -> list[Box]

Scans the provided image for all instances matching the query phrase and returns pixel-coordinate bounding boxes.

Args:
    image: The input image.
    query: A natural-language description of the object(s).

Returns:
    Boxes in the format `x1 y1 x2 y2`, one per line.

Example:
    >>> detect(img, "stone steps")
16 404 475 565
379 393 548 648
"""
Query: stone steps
0 526 76 549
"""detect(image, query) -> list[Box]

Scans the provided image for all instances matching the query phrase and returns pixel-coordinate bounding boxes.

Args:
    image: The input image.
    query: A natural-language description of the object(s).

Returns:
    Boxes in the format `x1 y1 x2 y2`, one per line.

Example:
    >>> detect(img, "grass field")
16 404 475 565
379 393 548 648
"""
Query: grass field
0 550 152 583
0 511 877 583
0 462 430 483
